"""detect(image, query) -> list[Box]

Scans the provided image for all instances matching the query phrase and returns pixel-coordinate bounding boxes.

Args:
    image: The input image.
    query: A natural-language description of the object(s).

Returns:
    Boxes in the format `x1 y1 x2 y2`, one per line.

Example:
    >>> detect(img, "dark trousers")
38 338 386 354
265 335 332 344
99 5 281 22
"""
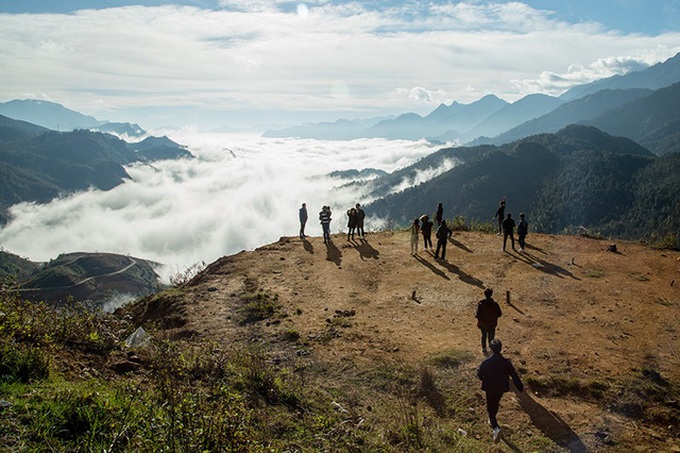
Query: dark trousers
322 224 330 242
485 392 503 428
434 239 447 260
518 234 526 250
300 220 306 237
357 224 364 237
423 233 432 249
480 326 496 350
503 231 515 250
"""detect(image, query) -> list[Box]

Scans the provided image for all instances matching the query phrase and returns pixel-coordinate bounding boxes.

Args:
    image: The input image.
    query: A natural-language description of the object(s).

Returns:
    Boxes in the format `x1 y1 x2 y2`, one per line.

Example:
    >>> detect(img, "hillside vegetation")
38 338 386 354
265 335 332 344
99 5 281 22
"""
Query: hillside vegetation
1 229 679 451
367 125 680 246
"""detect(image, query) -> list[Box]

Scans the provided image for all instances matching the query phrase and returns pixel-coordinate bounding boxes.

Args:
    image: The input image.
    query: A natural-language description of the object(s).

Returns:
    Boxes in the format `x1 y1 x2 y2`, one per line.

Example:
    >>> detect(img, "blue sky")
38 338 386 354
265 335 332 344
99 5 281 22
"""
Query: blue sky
1 0 679 129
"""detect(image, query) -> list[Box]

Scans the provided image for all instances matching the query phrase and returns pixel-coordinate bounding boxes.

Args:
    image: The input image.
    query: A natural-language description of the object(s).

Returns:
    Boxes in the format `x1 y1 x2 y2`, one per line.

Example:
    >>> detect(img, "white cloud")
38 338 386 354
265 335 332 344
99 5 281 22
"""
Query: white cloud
0 2 679 128
0 133 439 279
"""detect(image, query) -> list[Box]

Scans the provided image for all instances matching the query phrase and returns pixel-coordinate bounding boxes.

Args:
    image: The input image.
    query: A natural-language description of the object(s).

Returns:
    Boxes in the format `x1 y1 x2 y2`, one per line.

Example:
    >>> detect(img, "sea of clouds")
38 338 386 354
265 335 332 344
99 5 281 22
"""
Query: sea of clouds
0 133 448 280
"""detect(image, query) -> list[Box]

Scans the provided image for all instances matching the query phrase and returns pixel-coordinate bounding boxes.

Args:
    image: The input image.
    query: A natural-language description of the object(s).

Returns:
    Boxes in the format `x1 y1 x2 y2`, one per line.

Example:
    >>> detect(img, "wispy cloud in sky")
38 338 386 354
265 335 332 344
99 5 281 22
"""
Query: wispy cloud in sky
0 1 679 128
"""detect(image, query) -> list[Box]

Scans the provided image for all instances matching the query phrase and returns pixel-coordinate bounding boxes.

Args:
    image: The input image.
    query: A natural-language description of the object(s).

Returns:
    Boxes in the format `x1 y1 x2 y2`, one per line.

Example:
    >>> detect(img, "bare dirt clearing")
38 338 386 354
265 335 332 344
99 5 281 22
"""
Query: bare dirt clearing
134 230 680 451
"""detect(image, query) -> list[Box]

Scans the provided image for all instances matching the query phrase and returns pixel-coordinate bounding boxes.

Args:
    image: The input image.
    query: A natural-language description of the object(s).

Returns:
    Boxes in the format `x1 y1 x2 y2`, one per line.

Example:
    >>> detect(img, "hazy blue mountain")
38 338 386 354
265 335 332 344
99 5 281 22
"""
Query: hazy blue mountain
560 52 680 101
366 125 669 240
263 119 368 140
584 81 680 155
478 88 651 146
0 99 101 131
93 122 146 138
127 135 193 160
451 93 564 143
0 114 49 142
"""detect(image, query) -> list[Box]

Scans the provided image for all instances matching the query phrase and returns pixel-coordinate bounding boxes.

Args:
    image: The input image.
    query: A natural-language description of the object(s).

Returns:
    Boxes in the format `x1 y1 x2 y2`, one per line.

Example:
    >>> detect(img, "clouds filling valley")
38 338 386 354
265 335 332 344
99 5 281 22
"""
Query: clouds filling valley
0 134 440 280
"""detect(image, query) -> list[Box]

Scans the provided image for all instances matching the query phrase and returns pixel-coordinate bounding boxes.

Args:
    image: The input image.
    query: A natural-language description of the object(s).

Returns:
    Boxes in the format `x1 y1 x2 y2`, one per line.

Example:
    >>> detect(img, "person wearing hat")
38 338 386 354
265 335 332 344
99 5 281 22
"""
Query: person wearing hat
477 339 524 443
475 288 502 354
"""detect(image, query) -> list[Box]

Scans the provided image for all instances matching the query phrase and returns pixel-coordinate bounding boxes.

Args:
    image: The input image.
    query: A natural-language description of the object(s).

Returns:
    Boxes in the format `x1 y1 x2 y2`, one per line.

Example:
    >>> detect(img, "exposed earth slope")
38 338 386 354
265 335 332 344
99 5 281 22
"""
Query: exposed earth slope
130 230 680 451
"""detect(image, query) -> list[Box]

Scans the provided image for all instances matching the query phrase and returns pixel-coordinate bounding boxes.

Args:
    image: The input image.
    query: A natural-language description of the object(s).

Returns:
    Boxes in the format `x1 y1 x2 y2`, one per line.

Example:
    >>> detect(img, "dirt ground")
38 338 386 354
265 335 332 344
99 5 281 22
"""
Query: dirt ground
147 229 680 451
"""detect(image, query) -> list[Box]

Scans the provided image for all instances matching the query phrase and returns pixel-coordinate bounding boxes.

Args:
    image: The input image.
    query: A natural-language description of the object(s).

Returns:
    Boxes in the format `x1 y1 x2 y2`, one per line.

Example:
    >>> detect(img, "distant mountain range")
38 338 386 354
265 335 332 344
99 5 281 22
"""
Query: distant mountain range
365 124 680 242
0 99 146 137
0 113 193 224
264 52 680 146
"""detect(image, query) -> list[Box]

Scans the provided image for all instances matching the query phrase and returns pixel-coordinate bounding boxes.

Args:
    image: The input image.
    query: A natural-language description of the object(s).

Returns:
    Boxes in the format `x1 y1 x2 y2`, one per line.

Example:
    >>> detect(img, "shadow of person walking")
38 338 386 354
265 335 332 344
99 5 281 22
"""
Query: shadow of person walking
512 386 587 452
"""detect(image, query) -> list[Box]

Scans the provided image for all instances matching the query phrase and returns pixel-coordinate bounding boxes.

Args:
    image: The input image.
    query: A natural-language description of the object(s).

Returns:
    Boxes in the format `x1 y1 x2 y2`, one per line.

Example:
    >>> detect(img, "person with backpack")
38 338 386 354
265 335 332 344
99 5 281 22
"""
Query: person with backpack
477 339 524 443
434 219 450 261
475 288 502 354
319 206 332 244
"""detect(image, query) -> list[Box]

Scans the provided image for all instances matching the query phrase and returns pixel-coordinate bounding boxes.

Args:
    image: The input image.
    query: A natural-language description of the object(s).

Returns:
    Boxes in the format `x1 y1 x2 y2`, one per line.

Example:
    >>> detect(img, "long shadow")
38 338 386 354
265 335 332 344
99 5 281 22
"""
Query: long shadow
414 255 450 280
301 237 314 254
507 300 525 315
509 250 580 281
353 238 380 260
525 243 547 255
448 236 474 253
513 388 587 452
325 240 342 266
438 260 485 289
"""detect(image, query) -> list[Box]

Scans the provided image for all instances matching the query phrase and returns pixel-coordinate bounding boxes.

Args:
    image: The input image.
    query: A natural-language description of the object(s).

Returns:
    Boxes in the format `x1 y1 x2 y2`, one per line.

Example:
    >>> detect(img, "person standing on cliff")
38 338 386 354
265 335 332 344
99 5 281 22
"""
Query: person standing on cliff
299 203 308 238
475 288 502 354
517 212 528 252
319 206 332 244
502 213 516 252
434 219 450 261
435 202 444 225
420 215 433 251
355 203 366 238
409 217 420 255
494 199 506 235
477 339 524 444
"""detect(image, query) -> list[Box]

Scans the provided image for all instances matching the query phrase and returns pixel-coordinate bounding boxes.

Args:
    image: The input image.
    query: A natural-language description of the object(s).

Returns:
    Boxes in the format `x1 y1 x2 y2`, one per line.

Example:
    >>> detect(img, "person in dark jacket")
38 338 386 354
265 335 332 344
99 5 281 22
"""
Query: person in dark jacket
355 203 366 238
475 288 502 353
299 203 308 238
501 213 516 251
347 207 358 241
494 200 506 235
517 212 528 252
420 215 433 251
435 202 444 225
434 219 450 261
477 339 524 443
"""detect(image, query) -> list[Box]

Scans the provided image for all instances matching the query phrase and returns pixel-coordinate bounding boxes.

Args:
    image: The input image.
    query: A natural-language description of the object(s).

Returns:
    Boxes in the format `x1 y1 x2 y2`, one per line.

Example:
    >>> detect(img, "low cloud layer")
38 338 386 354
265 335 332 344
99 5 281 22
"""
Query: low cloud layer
0 134 440 279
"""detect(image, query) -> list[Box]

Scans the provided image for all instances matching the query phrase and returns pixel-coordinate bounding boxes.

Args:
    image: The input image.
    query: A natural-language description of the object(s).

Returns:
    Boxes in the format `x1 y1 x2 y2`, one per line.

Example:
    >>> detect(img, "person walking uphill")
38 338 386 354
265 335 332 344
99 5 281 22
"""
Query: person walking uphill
502 213 516 251
319 206 332 244
434 219 451 261
477 339 524 443
476 288 502 354
299 203 308 238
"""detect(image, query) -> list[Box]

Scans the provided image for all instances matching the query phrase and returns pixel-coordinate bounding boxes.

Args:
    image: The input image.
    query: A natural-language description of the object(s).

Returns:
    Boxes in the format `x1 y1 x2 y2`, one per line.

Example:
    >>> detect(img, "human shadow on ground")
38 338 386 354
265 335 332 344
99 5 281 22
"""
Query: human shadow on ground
437 259 485 289
509 250 581 281
448 236 474 253
525 243 547 254
351 238 380 260
301 237 314 254
325 240 342 266
415 255 450 280
513 387 587 453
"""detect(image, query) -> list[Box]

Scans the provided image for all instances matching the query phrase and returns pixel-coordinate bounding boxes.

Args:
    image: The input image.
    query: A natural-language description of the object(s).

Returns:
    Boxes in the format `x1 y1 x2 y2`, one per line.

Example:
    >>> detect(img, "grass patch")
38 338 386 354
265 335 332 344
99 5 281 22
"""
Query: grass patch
430 348 474 370
236 277 282 324
584 269 605 278
526 374 609 400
